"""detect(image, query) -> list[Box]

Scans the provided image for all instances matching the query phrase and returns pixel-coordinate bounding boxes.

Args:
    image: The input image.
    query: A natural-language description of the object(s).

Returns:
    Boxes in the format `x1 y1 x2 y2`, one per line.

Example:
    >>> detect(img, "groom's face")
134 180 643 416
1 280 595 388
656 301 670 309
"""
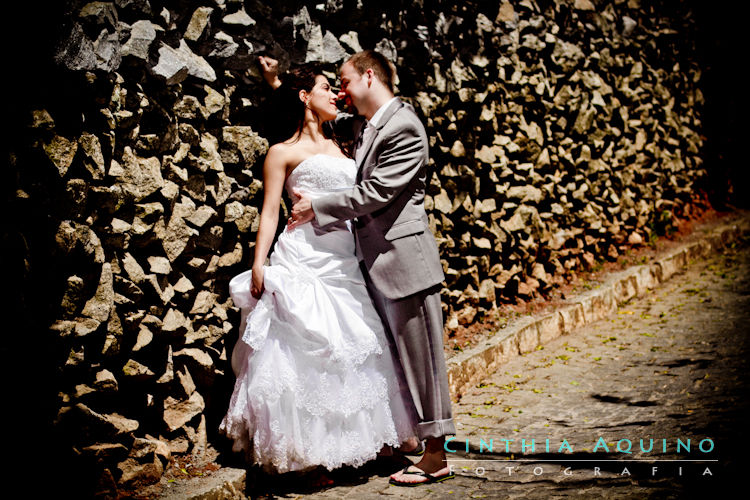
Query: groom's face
339 62 368 112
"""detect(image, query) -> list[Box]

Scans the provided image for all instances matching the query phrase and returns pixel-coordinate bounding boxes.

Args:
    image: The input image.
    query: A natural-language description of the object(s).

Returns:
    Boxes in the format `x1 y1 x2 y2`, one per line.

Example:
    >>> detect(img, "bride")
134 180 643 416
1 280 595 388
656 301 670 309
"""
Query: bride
219 63 417 474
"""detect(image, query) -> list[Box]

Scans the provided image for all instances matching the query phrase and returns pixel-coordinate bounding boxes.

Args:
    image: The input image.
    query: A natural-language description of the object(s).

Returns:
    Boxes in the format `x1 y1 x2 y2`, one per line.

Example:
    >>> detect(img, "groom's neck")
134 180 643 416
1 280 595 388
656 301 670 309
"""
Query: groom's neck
362 90 395 120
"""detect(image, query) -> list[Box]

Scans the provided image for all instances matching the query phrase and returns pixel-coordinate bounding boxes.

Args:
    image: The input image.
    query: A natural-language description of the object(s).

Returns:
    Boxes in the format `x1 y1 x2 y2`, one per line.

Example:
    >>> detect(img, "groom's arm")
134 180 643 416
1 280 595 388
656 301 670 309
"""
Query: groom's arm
312 118 427 227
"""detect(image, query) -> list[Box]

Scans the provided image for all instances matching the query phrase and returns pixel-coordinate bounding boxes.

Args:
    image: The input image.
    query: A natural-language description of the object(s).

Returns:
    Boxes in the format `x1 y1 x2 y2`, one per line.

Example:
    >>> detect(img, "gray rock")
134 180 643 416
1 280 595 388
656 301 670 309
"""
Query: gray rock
321 30 347 63
81 263 114 323
81 442 128 460
233 207 258 233
476 13 494 33
185 6 214 41
148 256 171 275
433 189 453 214
92 28 121 72
76 403 139 436
574 0 596 11
208 31 239 58
177 367 196 398
173 276 195 294
133 202 163 234
325 0 345 13
94 369 118 392
292 6 314 43
163 391 205 432
130 436 171 461
450 57 476 87
375 38 397 63
302 24 325 63
121 20 158 60
187 414 208 459
30 109 55 129
221 126 268 165
44 135 78 177
628 232 644 245
190 290 218 314
198 132 224 171
151 44 189 85
507 185 543 203
500 205 544 234
496 2 516 24
115 147 164 201
114 0 152 16
339 31 362 53
55 23 97 71
151 40 216 84
203 85 225 117
79 2 118 28
163 209 197 261
186 205 217 228
122 359 155 379
222 8 255 26
55 221 106 263
162 308 190 335
622 16 637 37
573 103 596 134
521 33 545 51
79 133 106 180
174 96 203 120
218 242 243 266
174 348 214 371
157 346 174 384
117 456 163 487
551 39 584 73
60 276 85 319
75 318 101 337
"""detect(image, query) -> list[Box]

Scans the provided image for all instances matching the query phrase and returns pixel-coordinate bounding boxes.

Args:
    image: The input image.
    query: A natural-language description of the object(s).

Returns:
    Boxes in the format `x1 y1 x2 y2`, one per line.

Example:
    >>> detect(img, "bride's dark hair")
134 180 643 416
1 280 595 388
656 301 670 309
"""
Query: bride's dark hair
283 65 323 142
263 64 350 156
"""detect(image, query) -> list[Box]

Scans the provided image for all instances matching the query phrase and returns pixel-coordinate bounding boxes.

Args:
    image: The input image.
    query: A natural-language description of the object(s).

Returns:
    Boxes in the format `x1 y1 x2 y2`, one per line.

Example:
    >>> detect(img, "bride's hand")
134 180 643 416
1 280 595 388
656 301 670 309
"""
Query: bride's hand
251 265 265 299
258 56 281 89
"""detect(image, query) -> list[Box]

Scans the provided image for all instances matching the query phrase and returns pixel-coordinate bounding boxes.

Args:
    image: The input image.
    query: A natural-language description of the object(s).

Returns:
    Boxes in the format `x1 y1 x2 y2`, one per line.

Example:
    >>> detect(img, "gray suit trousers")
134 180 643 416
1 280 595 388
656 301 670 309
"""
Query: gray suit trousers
363 266 456 440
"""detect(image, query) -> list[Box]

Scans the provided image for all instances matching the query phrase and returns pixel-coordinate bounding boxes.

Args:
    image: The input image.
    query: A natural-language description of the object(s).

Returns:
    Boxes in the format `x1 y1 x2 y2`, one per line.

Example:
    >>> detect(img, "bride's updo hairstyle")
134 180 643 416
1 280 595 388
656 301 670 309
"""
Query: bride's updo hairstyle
268 64 349 155
281 64 324 141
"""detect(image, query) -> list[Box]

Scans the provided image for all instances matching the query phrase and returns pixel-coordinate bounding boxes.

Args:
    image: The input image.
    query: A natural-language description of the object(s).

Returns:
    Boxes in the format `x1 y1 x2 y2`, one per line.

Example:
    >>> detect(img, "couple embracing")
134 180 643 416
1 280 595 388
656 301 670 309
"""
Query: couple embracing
220 50 455 487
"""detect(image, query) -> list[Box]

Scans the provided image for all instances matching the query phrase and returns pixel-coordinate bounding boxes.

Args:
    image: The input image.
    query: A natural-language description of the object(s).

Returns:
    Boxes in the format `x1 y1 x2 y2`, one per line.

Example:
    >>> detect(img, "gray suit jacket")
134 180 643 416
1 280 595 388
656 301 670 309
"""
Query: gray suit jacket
312 98 445 299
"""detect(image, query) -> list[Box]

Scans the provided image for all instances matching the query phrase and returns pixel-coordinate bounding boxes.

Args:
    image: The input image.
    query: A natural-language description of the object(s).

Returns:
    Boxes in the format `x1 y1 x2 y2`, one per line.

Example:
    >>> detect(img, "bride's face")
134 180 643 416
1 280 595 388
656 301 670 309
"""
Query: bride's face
303 75 338 121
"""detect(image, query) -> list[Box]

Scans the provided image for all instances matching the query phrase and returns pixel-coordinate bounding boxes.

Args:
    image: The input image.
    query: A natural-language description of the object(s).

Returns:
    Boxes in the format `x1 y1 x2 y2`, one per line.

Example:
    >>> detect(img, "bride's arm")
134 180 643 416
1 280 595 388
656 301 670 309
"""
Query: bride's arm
250 146 287 298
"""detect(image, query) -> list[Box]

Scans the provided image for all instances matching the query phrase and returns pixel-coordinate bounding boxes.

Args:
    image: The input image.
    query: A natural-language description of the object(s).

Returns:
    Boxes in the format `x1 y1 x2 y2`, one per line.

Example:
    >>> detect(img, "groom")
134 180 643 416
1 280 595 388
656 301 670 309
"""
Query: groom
284 51 456 485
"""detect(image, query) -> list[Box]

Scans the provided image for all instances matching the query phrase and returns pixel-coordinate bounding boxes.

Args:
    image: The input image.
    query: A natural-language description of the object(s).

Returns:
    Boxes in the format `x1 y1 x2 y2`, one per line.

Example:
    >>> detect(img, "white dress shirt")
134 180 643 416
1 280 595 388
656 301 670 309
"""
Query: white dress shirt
355 97 398 164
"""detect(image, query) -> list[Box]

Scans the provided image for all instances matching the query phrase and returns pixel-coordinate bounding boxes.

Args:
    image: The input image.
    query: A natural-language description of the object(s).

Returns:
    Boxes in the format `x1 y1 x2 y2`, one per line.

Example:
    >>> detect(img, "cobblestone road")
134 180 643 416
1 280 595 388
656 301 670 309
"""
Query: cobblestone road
244 238 749 499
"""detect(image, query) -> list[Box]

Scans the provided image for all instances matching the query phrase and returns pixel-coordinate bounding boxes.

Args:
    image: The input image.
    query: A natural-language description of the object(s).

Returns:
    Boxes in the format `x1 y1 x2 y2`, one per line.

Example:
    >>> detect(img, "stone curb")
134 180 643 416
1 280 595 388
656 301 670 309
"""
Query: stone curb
447 215 750 397
156 466 246 499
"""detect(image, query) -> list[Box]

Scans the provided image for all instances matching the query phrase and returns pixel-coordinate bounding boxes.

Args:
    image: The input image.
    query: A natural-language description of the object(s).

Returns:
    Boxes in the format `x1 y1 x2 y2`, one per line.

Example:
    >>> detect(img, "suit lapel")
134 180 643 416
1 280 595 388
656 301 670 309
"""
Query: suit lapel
355 98 404 176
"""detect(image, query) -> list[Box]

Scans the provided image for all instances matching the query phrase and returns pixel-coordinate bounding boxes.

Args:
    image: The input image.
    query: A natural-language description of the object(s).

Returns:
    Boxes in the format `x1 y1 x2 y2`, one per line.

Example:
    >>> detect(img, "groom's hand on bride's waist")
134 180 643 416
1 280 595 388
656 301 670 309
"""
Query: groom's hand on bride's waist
288 188 315 229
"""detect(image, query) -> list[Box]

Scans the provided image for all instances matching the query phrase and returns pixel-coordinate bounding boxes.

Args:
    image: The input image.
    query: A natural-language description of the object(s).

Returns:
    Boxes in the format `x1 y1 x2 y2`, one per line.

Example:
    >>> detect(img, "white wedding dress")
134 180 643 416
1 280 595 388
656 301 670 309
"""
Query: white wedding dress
220 154 417 473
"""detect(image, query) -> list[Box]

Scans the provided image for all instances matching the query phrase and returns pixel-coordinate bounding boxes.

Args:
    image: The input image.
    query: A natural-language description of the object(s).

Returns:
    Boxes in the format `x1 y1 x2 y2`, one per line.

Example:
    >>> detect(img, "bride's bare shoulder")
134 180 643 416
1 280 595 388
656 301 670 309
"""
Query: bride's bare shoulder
265 142 296 166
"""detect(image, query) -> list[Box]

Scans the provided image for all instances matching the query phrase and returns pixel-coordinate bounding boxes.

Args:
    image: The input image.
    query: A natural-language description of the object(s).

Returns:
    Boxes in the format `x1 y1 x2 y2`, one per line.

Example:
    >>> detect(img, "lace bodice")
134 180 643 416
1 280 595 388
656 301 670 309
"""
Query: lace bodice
285 154 356 198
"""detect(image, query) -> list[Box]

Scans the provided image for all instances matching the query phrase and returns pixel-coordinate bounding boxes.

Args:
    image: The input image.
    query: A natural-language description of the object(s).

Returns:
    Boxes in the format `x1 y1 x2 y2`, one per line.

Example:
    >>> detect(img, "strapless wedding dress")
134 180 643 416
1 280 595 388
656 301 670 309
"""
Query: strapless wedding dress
219 154 416 473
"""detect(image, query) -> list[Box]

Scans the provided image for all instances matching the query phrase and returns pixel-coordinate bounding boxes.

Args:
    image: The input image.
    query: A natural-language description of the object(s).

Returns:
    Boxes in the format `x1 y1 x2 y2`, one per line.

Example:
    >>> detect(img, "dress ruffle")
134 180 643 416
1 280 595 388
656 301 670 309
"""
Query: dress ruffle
221 221 416 473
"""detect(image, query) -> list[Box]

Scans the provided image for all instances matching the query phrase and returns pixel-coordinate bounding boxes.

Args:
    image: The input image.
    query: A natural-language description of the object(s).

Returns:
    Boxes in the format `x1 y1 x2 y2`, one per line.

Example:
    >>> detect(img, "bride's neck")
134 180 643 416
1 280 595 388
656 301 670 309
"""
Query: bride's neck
298 118 326 142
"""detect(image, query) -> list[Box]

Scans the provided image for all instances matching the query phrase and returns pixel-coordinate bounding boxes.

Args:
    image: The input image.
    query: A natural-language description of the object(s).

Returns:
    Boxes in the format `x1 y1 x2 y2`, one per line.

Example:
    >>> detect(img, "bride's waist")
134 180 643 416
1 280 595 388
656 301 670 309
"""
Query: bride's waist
287 186 352 200
281 220 353 239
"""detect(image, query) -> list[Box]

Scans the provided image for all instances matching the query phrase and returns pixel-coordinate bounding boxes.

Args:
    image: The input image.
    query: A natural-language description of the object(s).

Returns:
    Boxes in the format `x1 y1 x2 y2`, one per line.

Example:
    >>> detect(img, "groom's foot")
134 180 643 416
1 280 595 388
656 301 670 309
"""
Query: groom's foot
396 437 424 455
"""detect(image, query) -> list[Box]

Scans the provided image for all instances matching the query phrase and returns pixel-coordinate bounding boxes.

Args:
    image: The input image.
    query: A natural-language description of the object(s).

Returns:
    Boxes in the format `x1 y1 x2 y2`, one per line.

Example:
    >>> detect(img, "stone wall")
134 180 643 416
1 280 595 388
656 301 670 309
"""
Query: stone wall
5 0 705 494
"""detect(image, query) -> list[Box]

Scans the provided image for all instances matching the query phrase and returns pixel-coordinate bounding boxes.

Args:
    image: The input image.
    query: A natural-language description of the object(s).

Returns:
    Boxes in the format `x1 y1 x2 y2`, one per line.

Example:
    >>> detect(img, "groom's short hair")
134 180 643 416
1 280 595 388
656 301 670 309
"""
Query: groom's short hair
346 50 395 92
